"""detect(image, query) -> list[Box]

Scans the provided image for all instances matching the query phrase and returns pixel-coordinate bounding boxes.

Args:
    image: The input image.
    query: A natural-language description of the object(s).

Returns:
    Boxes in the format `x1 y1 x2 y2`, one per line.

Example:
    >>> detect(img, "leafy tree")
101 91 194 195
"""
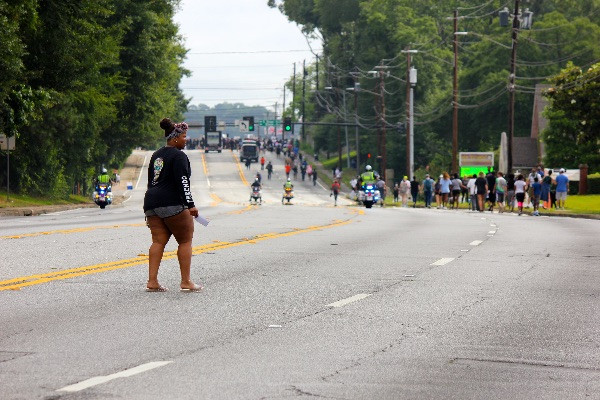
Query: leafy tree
543 62 600 171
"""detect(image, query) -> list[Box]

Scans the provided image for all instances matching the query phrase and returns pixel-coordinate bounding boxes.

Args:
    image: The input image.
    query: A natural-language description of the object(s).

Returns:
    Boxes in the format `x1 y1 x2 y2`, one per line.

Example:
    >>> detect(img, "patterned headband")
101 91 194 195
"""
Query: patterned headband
166 122 188 140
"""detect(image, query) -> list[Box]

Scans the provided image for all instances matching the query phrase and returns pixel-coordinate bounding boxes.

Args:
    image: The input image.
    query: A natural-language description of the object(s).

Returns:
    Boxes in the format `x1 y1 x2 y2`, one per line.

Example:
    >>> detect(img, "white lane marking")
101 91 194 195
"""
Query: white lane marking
327 293 371 308
123 155 148 204
57 361 172 392
470 240 483 246
488 231 496 234
134 155 147 190
430 258 454 266
461 249 469 252
490 224 496 227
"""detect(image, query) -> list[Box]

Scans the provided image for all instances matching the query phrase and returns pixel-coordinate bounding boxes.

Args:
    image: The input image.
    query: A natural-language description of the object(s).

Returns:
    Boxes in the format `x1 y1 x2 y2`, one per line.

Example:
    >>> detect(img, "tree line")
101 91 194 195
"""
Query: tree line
0 0 188 197
272 0 600 175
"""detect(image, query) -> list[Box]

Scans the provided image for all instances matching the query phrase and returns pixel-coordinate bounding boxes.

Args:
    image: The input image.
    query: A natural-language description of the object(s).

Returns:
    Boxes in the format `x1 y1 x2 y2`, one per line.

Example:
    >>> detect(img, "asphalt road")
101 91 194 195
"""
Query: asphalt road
1 149 599 400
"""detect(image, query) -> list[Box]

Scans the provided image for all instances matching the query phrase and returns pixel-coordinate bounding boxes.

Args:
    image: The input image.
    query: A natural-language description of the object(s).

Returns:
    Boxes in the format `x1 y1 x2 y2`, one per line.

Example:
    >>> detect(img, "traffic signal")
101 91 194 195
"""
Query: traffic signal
367 153 371 159
243 116 254 132
283 117 292 132
204 116 216 132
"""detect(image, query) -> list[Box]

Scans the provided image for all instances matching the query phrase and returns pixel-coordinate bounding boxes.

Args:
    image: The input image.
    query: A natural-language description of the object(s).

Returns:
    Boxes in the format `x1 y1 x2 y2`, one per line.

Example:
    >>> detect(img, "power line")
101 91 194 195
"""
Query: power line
187 49 322 55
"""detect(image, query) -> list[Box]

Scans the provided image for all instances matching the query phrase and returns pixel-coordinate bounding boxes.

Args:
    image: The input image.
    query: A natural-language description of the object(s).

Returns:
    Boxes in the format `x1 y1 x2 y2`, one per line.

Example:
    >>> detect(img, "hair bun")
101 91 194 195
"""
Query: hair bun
160 118 174 131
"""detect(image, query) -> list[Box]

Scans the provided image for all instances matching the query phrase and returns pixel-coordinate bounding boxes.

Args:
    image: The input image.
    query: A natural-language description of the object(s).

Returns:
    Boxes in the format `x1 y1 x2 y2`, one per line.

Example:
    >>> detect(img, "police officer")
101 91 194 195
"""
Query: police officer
359 165 376 188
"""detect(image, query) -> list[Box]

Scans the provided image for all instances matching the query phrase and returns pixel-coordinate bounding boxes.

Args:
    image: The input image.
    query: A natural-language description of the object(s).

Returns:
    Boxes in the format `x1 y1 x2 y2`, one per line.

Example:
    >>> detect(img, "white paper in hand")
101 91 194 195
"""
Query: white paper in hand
194 215 209 226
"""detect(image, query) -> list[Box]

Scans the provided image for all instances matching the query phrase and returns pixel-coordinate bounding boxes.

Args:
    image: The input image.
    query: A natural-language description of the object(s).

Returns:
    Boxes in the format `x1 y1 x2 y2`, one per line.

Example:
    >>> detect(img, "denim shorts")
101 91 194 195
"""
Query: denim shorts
144 205 186 218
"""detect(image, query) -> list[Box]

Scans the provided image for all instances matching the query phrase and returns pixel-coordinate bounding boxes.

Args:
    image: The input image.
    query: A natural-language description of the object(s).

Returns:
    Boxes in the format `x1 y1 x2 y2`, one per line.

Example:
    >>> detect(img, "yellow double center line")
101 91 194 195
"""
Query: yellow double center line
0 224 146 240
0 219 352 291
232 152 249 186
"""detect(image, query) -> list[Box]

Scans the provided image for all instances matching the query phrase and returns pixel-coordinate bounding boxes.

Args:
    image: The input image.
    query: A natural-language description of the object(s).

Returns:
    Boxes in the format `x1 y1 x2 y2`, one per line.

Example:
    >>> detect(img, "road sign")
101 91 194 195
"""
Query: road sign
258 120 281 126
0 134 15 151
239 120 249 132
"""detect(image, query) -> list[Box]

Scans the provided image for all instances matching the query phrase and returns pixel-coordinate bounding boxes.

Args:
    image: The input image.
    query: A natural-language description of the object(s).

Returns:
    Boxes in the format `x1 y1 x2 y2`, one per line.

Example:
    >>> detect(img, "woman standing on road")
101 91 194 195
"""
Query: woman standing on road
143 118 202 292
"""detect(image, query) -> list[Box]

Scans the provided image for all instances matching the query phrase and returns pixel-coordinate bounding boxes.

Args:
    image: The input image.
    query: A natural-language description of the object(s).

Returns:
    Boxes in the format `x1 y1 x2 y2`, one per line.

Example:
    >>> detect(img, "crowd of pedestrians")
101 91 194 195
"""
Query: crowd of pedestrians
389 166 569 215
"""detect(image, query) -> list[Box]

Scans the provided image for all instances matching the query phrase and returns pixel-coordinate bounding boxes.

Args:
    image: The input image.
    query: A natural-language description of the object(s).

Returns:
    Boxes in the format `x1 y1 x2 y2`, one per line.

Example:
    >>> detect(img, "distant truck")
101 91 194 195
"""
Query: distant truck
240 139 259 163
204 131 222 153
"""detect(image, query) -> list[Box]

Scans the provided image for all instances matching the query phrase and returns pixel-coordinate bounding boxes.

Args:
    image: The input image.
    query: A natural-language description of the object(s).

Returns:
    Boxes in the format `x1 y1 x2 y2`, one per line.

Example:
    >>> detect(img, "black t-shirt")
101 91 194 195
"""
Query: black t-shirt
144 146 195 211
410 180 419 192
475 177 487 194
486 173 496 191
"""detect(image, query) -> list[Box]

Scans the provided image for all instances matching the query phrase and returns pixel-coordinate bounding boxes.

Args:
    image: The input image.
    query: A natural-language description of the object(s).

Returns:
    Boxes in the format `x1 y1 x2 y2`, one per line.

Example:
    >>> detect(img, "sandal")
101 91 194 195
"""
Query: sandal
146 285 168 292
180 283 203 292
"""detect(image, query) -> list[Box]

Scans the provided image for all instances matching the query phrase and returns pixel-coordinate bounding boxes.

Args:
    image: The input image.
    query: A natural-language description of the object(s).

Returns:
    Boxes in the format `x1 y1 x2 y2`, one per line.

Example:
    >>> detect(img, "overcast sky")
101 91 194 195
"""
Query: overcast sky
174 0 321 112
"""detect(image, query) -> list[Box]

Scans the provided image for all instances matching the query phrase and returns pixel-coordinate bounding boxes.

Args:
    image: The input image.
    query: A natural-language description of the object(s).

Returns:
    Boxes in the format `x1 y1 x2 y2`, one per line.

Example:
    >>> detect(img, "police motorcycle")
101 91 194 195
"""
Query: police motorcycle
356 165 380 208
358 183 380 208
93 183 113 209
250 187 262 204
282 179 294 204
282 187 294 204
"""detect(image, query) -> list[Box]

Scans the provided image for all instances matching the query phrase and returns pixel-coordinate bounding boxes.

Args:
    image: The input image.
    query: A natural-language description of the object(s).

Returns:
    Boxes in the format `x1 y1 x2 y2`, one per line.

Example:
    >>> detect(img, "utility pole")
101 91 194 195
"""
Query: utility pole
302 59 306 141
405 48 411 177
401 48 419 178
274 101 278 141
342 90 350 169
380 69 387 181
507 0 520 174
292 62 296 121
282 86 286 141
353 78 360 173
452 10 459 174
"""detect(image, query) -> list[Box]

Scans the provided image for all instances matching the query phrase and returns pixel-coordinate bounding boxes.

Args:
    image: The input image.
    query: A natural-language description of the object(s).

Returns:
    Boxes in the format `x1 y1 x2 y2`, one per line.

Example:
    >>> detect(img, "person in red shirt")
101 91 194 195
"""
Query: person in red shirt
285 163 291 178
260 156 265 170
331 180 341 206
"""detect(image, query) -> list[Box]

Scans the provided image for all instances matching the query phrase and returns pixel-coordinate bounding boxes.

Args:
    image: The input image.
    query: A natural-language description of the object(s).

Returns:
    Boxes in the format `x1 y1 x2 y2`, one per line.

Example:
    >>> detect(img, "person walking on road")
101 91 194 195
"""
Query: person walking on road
399 176 410 207
475 172 488 213
495 171 507 213
514 174 528 216
466 174 477 211
266 161 273 180
260 156 265 170
506 173 516 212
440 172 451 209
555 168 569 209
143 118 202 293
331 179 341 206
541 169 552 209
312 168 318 186
450 173 464 210
422 174 434 208
410 176 419 208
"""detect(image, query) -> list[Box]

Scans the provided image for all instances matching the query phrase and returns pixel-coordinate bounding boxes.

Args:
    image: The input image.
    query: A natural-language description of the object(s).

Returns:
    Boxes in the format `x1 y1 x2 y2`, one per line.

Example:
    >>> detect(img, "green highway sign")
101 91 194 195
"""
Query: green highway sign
259 120 281 126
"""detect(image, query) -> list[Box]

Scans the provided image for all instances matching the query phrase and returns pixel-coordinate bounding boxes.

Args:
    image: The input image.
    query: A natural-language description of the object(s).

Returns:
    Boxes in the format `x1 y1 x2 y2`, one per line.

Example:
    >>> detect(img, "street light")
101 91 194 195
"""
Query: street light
408 67 417 180
401 49 418 178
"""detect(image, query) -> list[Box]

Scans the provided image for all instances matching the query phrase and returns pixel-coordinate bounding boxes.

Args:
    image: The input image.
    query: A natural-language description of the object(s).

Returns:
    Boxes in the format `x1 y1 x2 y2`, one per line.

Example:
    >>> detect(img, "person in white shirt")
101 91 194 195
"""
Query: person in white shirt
466 174 477 211
514 174 528 215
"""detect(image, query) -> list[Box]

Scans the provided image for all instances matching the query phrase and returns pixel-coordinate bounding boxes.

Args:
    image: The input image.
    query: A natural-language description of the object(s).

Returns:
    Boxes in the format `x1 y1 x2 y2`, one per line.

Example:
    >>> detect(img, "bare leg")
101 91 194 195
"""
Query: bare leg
164 210 201 290
146 216 171 290
177 241 193 286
